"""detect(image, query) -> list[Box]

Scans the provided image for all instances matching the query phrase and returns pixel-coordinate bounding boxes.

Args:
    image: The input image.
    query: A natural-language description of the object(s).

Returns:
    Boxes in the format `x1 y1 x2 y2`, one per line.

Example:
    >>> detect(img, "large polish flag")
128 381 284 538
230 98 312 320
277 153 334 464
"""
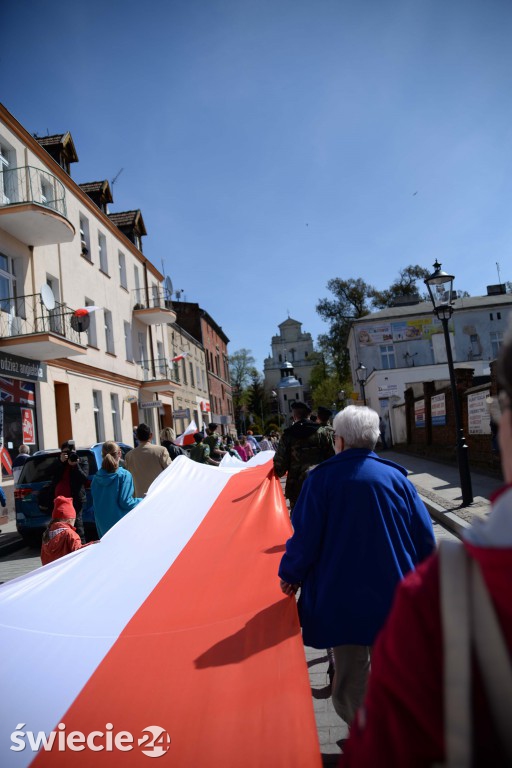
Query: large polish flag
0 454 321 767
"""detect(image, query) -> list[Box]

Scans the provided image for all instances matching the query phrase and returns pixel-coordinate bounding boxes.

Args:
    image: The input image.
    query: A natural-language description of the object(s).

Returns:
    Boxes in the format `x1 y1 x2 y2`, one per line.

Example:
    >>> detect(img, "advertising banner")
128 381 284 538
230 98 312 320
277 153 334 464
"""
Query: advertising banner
415 399 426 428
431 393 446 426
468 390 491 435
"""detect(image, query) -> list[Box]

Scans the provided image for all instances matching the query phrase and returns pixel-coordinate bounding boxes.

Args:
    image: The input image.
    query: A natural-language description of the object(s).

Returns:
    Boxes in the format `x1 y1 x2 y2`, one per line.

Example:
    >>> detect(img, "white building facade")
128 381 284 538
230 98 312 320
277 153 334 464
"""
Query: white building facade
263 317 321 402
0 103 178 459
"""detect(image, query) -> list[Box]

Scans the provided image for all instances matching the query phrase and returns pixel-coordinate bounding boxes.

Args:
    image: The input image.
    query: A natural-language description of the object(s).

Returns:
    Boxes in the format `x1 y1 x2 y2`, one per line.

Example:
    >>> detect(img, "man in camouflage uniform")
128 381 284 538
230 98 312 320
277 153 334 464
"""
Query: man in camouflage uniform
317 405 336 454
204 423 226 462
274 401 335 512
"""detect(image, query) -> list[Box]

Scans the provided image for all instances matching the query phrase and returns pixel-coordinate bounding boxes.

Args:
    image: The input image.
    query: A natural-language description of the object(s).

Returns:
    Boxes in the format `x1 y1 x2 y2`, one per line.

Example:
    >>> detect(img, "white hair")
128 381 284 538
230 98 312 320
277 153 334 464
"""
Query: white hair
333 405 380 450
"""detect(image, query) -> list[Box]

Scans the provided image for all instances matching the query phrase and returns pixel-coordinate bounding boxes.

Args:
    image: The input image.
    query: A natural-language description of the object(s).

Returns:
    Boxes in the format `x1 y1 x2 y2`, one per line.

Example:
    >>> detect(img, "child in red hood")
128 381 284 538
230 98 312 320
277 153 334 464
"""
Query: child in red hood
41 496 87 565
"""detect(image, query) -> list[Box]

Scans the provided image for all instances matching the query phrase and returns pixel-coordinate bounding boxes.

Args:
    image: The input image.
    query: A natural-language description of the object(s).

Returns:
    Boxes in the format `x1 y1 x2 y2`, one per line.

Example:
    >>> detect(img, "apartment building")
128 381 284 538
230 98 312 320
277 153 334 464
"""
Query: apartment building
0 103 178 461
167 322 210 435
173 302 234 435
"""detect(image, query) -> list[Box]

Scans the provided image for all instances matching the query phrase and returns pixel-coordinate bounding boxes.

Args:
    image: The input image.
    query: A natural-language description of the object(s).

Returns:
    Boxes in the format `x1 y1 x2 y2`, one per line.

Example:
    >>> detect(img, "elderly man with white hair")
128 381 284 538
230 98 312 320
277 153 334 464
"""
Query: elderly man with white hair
278 405 435 725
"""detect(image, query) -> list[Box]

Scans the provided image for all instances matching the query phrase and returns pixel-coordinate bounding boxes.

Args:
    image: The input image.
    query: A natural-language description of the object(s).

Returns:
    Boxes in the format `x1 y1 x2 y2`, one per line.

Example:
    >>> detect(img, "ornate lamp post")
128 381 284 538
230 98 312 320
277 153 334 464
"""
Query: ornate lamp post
356 364 367 405
425 260 473 506
338 389 346 409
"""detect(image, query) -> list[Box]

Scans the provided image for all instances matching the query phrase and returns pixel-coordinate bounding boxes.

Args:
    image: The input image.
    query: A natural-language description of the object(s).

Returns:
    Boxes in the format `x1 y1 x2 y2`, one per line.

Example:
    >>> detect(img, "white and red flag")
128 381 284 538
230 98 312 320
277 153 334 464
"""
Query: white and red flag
0 455 320 767
170 352 188 363
174 419 198 446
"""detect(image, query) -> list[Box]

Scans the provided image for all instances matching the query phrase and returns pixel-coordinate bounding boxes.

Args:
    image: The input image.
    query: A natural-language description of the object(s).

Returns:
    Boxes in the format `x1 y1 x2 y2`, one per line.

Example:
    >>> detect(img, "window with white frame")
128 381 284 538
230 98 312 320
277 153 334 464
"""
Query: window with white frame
157 341 165 374
201 369 206 390
134 265 141 305
98 232 108 274
137 331 148 372
0 140 16 205
196 365 201 389
189 361 195 386
0 253 14 314
79 215 91 259
104 309 115 354
93 390 105 442
85 298 98 347
118 251 127 289
491 331 504 359
124 321 133 361
380 345 396 370
111 393 121 442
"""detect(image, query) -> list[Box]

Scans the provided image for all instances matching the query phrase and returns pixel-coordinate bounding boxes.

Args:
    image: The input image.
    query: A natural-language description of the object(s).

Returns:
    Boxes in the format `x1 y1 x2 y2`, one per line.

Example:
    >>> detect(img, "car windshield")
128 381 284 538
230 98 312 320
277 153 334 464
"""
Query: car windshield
18 450 96 484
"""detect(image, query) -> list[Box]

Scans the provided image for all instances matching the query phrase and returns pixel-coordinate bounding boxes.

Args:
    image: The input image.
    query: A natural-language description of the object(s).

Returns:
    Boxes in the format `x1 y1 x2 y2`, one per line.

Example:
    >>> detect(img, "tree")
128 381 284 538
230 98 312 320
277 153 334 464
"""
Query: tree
229 349 256 434
371 265 429 308
316 278 375 379
247 370 267 427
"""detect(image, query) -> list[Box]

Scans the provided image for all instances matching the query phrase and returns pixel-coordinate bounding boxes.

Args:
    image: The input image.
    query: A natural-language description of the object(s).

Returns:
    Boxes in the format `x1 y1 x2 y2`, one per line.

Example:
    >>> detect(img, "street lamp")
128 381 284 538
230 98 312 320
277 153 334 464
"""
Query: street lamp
338 389 346 409
425 260 473 506
356 364 367 405
271 390 281 428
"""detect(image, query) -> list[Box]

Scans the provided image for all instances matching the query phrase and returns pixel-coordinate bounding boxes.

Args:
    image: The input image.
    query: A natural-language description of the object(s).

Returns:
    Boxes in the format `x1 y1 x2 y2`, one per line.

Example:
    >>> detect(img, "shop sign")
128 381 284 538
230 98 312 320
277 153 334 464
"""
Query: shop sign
140 400 163 409
22 409 36 444
0 351 46 382
431 393 446 426
414 399 426 428
468 390 491 435
173 408 190 419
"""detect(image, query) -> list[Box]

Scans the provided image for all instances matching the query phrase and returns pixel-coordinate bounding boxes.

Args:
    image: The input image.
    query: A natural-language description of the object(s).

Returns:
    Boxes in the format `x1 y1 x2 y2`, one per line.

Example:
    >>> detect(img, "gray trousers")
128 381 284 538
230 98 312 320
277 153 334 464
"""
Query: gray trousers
331 644 372 725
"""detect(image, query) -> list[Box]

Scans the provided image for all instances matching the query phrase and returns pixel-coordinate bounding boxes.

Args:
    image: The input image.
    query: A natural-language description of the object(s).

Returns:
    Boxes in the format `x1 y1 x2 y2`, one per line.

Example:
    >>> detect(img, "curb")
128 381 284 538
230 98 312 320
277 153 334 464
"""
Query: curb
419 494 471 540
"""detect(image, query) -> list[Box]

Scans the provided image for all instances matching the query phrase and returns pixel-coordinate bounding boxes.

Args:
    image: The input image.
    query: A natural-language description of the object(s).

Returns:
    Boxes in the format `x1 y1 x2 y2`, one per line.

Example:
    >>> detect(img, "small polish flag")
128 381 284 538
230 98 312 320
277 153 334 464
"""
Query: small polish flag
170 352 188 363
174 419 198 446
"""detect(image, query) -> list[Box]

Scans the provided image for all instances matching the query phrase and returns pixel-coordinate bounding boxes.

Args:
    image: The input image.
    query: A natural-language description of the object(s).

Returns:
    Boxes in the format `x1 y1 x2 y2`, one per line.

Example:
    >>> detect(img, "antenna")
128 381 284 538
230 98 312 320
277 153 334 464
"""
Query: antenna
174 289 184 301
111 168 124 188
497 262 502 283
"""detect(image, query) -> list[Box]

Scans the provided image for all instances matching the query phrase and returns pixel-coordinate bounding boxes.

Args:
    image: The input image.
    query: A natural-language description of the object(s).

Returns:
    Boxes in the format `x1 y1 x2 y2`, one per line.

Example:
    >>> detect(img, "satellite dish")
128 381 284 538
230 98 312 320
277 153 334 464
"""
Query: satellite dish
164 276 173 300
71 312 90 333
40 284 56 311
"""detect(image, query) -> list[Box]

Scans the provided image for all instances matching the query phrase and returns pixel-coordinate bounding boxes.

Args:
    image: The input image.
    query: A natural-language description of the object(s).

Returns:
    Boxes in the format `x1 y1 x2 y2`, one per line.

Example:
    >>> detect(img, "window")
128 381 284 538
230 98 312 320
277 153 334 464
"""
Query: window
196 365 201 389
0 140 16 204
189 362 195 386
118 251 127 289
111 394 121 442
104 309 115 354
93 390 104 442
134 265 141 304
157 341 165 374
85 298 98 347
380 345 396 370
0 253 14 314
182 358 188 385
98 232 108 274
151 283 159 308
79 216 91 259
498 312 502 320
201 369 206 390
124 321 133 361
137 331 148 370
491 331 504 359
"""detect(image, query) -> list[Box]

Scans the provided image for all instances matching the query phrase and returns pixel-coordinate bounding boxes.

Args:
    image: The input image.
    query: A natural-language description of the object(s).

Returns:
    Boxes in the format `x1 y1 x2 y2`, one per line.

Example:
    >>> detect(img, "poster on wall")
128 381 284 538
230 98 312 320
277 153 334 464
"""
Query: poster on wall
22 408 35 444
431 393 446 426
415 399 426 428
468 390 491 435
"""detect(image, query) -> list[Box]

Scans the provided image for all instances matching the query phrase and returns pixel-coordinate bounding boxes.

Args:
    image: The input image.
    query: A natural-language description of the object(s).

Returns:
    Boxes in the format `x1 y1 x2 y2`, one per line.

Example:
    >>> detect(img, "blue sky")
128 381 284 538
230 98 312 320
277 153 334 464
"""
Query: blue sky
3 0 512 370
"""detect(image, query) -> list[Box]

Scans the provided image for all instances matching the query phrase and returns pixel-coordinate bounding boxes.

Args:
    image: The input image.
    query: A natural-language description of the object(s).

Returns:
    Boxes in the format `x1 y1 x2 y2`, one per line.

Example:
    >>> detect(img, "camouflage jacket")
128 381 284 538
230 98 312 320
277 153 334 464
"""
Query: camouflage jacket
273 419 335 503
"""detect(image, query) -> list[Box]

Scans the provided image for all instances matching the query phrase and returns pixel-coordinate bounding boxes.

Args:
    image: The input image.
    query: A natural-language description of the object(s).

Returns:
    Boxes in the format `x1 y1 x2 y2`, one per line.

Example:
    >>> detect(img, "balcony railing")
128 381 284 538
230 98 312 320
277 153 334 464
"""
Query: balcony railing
136 357 181 385
0 166 68 217
132 288 173 312
0 293 84 344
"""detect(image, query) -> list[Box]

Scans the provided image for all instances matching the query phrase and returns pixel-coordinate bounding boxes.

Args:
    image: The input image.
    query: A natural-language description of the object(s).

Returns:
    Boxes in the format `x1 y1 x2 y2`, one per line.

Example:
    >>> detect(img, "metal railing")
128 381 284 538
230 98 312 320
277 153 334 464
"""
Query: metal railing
0 293 84 344
0 166 68 217
132 287 173 312
136 357 181 384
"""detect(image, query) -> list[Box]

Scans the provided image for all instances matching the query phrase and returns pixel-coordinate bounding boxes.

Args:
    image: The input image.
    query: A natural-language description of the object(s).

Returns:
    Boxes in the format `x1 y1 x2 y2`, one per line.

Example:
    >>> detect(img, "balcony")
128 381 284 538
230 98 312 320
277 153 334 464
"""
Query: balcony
132 288 177 325
0 165 75 246
137 358 180 392
0 293 88 361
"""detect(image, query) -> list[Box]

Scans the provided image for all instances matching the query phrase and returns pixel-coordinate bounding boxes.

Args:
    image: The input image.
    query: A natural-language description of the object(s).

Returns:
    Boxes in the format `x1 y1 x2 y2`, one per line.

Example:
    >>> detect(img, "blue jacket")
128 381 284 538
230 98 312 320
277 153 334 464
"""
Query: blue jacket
278 449 435 648
91 466 142 537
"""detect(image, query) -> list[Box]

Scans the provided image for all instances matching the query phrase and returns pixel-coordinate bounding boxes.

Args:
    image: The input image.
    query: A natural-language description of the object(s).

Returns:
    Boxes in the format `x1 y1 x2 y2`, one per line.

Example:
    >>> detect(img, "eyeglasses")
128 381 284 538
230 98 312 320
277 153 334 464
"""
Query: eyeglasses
487 392 511 424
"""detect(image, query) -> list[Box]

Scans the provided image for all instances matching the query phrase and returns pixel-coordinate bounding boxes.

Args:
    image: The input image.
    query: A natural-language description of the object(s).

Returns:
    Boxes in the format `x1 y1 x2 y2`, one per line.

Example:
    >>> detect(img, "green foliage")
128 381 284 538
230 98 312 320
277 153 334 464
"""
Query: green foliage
371 265 430 308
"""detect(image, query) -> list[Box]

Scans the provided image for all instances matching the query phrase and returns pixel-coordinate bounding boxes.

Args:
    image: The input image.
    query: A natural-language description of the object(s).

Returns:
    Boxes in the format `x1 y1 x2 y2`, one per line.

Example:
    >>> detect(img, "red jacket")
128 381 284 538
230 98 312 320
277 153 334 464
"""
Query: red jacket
41 521 83 565
341 540 512 767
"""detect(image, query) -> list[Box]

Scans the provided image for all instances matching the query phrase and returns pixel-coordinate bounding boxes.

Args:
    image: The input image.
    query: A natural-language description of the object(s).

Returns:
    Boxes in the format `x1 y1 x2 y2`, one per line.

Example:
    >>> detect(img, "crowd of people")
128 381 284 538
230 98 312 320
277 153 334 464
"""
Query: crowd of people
33 339 512 766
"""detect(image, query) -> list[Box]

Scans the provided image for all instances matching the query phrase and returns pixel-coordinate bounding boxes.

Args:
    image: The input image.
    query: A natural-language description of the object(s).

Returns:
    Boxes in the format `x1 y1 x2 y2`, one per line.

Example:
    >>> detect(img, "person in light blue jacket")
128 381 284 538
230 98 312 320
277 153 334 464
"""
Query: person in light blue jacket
91 441 142 537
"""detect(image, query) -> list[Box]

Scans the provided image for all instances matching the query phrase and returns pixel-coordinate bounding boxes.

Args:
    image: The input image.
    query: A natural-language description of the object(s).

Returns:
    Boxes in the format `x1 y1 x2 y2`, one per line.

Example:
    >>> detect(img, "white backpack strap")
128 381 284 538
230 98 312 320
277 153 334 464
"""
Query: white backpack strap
439 540 472 768
471 558 512 759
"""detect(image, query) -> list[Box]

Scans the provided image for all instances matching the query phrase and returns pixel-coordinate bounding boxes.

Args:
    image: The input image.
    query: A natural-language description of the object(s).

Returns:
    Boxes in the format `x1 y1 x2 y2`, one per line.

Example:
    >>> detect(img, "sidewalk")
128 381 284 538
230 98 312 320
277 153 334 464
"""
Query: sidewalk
383 449 502 538
0 478 21 557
